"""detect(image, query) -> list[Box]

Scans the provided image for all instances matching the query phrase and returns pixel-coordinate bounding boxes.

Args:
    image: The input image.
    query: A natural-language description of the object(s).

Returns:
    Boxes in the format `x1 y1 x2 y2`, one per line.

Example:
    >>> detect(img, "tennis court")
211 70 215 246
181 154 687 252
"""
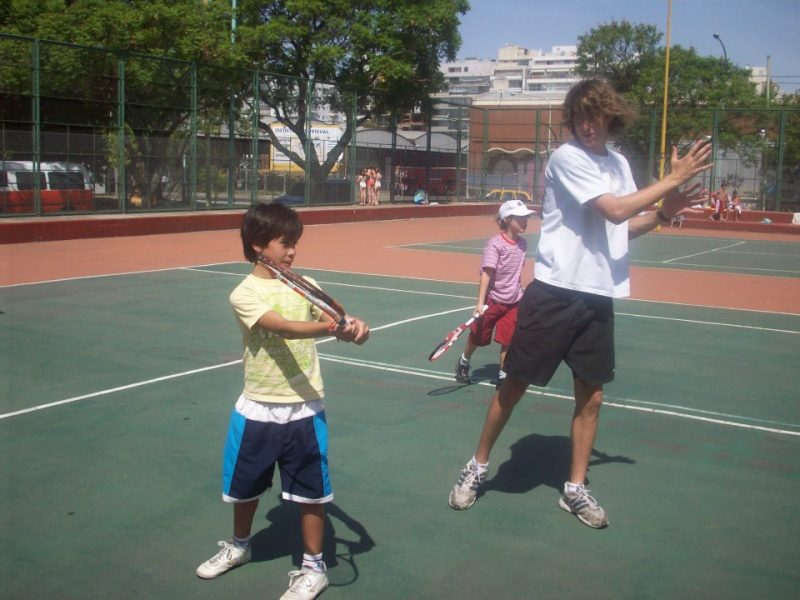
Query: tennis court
1 216 799 599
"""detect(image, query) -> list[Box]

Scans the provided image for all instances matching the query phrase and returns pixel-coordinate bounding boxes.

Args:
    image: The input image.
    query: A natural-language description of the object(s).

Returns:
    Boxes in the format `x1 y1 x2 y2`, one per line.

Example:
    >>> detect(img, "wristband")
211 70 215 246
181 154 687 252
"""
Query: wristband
656 209 670 223
327 320 342 342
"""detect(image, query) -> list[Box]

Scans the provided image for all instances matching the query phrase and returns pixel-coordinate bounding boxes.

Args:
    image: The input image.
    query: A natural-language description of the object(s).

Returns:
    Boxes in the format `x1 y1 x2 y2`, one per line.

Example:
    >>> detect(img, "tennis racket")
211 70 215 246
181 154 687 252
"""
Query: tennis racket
257 255 347 328
428 305 488 361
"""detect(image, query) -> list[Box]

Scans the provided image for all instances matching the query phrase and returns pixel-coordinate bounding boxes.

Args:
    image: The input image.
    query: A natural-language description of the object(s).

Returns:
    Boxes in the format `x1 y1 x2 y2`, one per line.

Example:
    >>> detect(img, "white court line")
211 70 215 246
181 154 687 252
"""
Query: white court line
182 268 476 300
662 241 747 263
621 296 800 318
185 269 800 332
617 312 800 335
0 261 242 289
3 308 799 436
18 263 795 333
320 353 800 436
4 262 797 325
716 249 800 257
6 262 797 317
397 243 483 252
630 259 800 275
185 270 800 334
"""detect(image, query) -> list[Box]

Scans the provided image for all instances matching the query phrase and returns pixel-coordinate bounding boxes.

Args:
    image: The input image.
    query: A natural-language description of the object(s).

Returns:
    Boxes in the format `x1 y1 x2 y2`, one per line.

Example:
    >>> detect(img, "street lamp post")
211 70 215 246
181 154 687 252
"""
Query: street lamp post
712 33 727 62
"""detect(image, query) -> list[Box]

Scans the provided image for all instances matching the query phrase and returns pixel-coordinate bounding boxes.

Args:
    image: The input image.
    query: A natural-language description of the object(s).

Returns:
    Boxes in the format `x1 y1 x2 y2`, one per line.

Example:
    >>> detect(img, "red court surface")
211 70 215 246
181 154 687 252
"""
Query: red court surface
2 212 798 315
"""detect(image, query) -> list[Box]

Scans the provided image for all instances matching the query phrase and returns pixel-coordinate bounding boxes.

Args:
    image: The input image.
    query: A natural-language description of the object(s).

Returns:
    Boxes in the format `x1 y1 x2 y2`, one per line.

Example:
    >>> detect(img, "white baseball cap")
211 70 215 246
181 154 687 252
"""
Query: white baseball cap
498 199 534 220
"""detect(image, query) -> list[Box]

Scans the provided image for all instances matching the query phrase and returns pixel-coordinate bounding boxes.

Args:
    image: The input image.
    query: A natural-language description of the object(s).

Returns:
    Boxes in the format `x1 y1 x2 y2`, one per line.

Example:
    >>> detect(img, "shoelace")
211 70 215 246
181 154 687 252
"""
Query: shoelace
458 465 486 490
287 570 317 591
209 541 235 565
569 487 599 510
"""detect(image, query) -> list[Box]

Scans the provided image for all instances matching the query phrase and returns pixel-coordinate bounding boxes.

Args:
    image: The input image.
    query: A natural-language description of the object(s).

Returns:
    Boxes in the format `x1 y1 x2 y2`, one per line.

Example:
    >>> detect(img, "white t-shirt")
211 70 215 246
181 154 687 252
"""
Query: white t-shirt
535 140 637 298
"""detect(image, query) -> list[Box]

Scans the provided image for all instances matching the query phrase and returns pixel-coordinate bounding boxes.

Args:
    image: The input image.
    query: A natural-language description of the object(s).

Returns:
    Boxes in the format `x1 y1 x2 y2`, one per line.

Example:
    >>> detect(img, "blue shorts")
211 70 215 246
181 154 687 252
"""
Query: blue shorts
221 402 333 504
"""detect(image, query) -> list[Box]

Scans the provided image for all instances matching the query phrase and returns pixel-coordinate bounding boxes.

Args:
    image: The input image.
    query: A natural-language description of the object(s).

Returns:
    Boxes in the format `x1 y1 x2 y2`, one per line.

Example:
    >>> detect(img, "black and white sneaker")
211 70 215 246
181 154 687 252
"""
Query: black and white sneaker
455 360 471 384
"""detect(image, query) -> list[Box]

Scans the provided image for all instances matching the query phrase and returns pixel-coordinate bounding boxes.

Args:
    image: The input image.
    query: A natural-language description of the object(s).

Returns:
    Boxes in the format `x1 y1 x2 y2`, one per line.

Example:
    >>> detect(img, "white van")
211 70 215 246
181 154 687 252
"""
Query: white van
0 161 95 214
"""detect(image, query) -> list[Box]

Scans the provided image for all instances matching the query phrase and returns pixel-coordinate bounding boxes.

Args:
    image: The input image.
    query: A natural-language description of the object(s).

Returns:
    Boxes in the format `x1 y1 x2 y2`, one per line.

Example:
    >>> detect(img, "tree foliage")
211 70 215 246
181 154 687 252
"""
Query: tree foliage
575 20 772 184
1 0 242 205
575 19 661 94
1 0 470 194
233 0 469 181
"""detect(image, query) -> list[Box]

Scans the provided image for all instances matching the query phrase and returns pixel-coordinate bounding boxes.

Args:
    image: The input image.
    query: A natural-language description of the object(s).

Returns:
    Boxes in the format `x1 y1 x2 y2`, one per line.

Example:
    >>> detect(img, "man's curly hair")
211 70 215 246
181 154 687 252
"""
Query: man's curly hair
563 79 638 138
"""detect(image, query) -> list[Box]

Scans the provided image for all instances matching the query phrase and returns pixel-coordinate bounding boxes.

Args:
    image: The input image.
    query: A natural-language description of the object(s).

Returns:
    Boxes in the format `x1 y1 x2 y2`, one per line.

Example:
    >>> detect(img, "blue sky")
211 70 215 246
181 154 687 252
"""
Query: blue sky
457 0 800 93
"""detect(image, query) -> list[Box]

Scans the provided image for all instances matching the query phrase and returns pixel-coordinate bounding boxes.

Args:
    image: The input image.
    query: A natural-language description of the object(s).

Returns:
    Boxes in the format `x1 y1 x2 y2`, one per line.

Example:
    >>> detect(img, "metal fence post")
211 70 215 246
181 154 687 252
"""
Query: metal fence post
227 90 236 207
350 92 357 203
455 106 462 202
117 54 126 213
481 107 488 197
390 110 397 203
775 109 787 212
189 61 198 209
533 109 541 202
251 69 259 205
31 39 41 215
304 78 312 206
710 108 720 191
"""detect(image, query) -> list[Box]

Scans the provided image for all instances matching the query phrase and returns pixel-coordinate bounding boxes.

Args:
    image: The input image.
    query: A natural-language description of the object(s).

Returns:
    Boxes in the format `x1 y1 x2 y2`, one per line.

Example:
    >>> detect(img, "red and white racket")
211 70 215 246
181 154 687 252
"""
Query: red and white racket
257 255 347 328
428 305 488 361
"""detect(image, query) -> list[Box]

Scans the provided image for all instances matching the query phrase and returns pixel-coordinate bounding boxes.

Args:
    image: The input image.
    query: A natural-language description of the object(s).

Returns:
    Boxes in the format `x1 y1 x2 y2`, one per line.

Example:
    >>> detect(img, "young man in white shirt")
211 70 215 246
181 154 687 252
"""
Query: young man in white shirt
449 79 711 528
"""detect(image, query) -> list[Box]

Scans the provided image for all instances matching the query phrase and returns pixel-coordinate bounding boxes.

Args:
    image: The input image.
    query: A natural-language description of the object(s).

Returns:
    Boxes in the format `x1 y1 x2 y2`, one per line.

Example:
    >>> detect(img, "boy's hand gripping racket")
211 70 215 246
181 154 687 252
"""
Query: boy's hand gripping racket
428 305 488 361
257 255 347 328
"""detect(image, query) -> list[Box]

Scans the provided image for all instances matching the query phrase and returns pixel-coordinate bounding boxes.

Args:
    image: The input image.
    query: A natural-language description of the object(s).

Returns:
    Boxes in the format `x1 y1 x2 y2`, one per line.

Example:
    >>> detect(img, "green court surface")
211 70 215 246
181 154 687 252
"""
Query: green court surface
1 253 799 599
405 232 800 278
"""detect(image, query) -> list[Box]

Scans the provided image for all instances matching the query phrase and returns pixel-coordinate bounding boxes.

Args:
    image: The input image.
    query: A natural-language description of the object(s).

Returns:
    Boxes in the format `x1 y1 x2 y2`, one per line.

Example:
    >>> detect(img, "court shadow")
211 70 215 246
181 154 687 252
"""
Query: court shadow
481 433 636 497
471 363 500 385
427 362 500 395
250 501 375 588
427 384 469 396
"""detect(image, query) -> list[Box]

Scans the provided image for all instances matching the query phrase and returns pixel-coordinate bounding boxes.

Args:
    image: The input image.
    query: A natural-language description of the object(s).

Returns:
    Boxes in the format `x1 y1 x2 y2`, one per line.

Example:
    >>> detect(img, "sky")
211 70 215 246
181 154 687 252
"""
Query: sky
457 0 800 93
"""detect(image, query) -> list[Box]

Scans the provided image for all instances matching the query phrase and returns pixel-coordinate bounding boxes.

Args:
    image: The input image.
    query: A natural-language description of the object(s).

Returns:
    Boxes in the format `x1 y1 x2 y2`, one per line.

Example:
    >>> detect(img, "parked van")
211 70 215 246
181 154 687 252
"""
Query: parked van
0 161 95 214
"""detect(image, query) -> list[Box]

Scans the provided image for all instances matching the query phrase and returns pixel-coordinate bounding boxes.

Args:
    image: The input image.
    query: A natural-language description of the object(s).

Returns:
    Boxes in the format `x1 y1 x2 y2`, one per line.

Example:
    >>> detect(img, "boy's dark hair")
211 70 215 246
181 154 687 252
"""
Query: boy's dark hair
563 79 638 138
240 202 303 263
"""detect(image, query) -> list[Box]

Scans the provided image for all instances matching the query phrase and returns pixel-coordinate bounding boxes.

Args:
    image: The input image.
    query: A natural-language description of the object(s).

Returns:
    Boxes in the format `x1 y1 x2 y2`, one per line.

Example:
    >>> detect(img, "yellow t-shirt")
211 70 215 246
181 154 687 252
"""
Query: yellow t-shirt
230 273 324 403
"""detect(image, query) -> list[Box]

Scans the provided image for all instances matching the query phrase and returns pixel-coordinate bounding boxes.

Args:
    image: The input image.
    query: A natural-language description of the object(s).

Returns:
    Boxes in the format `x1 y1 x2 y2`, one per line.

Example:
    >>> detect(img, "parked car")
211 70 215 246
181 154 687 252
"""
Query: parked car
274 179 353 206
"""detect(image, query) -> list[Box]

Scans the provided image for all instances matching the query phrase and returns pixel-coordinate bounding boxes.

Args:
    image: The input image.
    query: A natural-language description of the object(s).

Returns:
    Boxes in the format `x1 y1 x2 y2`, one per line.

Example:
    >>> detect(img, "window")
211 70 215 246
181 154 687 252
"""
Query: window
0 171 7 188
49 171 85 190
15 171 47 190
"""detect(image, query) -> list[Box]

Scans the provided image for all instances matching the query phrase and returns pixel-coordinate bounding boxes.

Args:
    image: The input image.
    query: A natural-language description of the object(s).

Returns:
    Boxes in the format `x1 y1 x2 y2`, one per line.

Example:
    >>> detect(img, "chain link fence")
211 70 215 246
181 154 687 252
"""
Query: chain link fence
2 34 798 217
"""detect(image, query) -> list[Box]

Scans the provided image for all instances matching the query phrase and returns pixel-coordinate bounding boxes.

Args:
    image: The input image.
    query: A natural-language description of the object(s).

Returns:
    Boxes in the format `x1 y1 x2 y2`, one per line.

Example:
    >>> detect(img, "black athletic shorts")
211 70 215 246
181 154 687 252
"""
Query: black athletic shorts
503 279 615 387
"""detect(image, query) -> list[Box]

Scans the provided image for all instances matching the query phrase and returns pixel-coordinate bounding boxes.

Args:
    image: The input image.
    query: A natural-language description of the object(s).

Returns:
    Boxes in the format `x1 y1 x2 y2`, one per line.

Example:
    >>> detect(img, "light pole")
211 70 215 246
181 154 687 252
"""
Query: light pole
712 33 727 62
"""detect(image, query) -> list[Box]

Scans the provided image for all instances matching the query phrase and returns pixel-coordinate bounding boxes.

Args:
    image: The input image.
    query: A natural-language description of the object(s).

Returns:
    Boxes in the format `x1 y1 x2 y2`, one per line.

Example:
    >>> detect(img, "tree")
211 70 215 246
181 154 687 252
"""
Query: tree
0 0 245 206
576 22 764 184
619 45 763 183
575 20 661 93
234 0 469 186
769 92 800 207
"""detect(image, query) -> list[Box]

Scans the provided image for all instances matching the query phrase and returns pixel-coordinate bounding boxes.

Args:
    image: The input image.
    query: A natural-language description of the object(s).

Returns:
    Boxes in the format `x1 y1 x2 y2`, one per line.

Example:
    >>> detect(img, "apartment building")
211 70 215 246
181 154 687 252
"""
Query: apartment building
441 57 496 96
491 44 580 98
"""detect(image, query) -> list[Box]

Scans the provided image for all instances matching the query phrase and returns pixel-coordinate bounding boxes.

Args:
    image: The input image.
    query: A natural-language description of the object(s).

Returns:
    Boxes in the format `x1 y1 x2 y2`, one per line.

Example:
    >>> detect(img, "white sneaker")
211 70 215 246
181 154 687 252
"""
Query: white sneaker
195 540 251 579
280 567 329 600
558 483 609 529
448 459 487 510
